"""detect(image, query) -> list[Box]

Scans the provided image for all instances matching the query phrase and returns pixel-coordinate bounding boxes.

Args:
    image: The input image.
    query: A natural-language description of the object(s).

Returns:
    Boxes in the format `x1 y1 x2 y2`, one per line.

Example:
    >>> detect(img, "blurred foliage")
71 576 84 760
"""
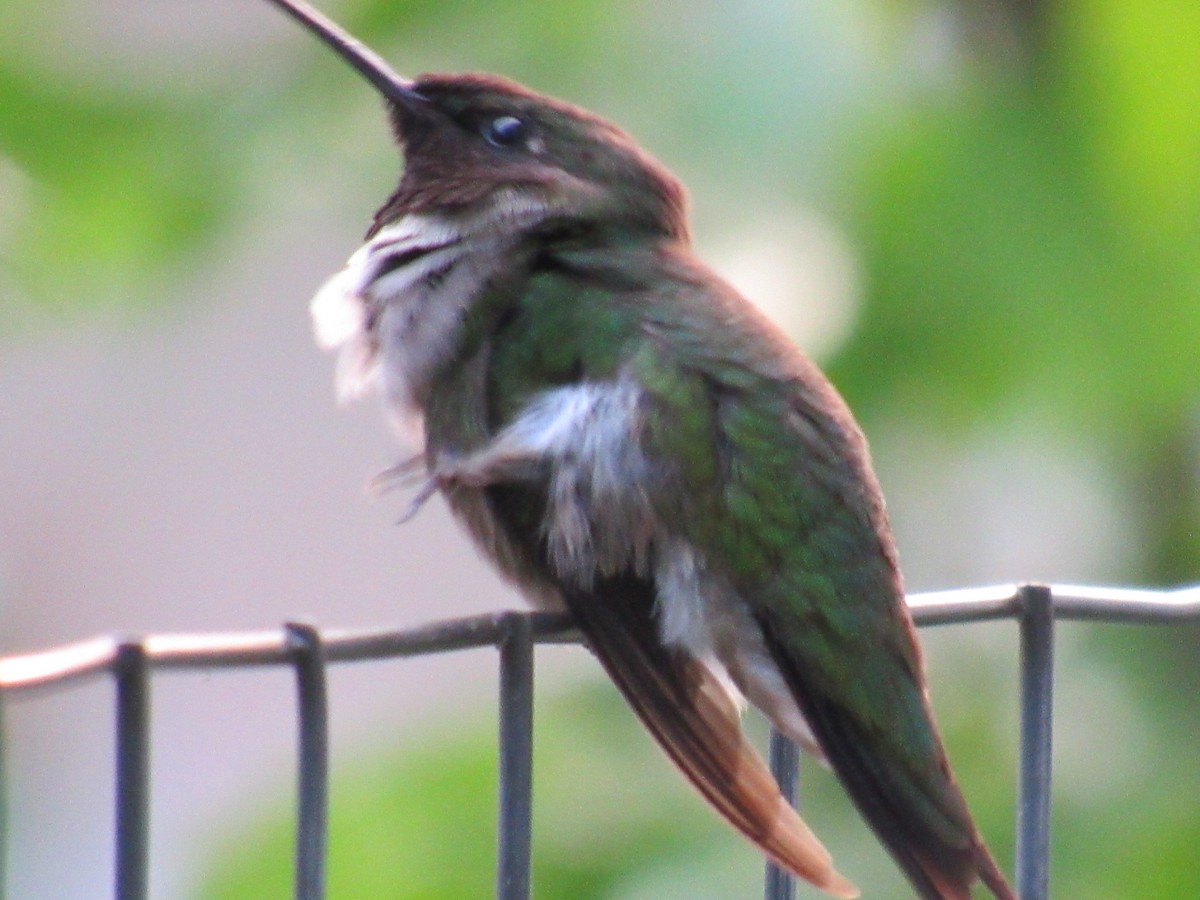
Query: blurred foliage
2 0 1198 896
203 684 770 899
200 675 1019 899
0 41 235 311
833 1 1200 585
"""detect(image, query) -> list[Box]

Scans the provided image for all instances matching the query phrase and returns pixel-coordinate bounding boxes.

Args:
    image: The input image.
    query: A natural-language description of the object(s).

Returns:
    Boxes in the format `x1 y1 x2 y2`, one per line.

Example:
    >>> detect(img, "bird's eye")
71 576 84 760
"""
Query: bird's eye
483 115 529 148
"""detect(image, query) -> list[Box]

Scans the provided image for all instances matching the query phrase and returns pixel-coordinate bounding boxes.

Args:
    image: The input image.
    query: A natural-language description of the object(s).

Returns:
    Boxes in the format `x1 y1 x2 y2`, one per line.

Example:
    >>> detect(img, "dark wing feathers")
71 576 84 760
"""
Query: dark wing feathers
626 270 1015 899
460 248 1014 899
759 613 1002 900
559 572 859 899
479 474 858 897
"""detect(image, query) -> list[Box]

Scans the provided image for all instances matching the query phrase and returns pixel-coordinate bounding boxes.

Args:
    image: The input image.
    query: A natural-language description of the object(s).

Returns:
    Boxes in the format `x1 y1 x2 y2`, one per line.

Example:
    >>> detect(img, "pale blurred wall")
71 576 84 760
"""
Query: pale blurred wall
0 7 542 895
0 199 550 896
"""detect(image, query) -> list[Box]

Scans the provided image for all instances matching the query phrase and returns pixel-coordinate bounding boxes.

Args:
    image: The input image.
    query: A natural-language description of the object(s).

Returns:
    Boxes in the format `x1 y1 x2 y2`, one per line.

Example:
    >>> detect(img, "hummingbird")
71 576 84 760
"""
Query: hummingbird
263 1 1015 897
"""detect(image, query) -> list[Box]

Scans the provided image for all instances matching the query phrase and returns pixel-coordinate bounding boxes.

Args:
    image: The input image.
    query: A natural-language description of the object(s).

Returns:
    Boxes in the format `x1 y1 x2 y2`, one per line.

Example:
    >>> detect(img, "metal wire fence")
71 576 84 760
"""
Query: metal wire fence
1 581 1198 900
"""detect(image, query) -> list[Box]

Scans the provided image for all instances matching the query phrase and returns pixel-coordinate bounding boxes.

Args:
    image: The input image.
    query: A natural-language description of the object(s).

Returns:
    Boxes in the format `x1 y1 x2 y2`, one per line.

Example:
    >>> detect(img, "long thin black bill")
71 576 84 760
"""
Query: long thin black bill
262 0 419 106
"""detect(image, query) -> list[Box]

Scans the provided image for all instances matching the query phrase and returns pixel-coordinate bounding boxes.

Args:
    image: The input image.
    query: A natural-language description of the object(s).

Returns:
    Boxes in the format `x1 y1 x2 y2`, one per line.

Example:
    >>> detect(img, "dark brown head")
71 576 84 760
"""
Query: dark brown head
263 0 688 243
374 73 688 241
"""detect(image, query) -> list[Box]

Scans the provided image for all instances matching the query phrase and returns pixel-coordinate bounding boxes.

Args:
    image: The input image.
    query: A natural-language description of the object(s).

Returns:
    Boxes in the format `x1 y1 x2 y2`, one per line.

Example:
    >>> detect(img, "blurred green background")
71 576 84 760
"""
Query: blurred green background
2 0 1198 897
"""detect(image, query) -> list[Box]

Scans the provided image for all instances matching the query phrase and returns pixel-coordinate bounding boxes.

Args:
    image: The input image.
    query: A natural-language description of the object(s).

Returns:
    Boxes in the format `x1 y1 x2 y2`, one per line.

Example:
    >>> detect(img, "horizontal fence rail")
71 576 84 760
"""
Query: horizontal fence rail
1 582 1199 900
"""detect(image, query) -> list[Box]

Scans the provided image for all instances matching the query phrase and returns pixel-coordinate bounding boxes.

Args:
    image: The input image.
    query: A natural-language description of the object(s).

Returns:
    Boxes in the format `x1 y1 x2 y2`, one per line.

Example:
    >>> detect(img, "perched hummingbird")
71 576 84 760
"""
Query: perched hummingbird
264 1 1014 897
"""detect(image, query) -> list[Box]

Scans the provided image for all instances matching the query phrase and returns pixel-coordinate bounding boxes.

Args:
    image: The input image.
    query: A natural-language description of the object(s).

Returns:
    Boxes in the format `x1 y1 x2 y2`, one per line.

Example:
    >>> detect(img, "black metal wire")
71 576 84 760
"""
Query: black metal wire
496 614 535 900
112 641 150 900
1 582 1199 900
0 693 7 896
765 730 800 900
287 623 330 900
1016 585 1054 899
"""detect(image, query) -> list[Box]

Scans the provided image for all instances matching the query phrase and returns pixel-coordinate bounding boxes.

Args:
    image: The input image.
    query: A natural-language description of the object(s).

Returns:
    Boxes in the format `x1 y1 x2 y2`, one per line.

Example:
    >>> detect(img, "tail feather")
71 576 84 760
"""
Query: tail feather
758 618 1016 900
562 574 859 899
976 842 1018 900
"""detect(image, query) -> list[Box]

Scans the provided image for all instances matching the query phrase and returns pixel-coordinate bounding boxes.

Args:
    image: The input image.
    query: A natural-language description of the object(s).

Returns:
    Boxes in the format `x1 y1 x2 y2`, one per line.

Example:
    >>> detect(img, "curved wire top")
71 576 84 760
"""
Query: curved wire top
2 582 1198 693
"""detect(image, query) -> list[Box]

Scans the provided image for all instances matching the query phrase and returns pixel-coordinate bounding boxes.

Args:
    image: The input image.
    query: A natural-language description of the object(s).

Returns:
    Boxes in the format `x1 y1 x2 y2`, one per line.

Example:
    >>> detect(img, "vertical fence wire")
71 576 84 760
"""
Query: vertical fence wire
287 623 330 900
765 729 800 900
0 695 7 897
496 614 534 900
1016 585 1054 900
113 641 150 900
